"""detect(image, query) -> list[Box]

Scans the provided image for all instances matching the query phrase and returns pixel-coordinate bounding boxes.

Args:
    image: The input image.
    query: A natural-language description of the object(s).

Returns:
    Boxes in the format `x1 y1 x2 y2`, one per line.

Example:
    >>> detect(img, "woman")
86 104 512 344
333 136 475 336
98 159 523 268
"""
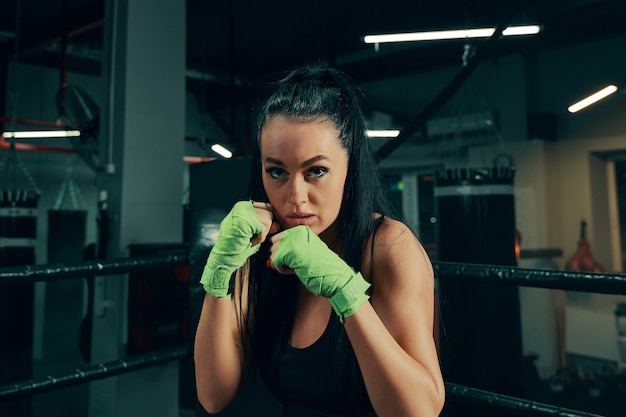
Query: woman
194 66 445 417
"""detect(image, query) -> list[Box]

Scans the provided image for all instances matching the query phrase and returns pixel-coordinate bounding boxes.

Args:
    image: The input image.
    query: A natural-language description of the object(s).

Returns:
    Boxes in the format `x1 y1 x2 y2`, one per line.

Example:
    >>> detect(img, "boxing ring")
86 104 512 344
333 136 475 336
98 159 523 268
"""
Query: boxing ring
0 252 622 417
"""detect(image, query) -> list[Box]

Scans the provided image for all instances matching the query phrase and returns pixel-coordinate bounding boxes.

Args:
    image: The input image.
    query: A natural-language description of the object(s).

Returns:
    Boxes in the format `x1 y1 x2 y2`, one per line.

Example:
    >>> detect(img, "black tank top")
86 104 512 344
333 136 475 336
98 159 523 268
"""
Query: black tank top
261 217 385 417
263 312 376 417
262 216 385 417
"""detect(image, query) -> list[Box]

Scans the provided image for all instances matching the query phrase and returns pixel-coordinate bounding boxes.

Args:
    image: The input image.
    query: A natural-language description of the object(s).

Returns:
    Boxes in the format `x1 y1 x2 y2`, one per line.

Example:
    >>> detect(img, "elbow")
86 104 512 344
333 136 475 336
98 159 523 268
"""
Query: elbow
196 377 239 415
195 377 241 414
197 391 231 415
434 387 446 416
413 385 445 417
432 376 446 416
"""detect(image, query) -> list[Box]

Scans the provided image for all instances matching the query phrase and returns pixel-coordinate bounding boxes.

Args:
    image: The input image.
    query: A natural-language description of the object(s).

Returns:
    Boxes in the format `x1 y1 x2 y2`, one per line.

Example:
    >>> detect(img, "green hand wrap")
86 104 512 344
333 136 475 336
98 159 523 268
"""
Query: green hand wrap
200 201 262 298
273 226 371 321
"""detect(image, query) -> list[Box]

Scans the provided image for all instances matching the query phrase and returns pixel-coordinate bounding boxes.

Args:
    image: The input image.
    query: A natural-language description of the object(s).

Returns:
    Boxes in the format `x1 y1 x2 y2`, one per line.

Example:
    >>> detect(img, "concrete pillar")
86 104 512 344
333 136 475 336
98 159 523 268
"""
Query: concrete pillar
89 1 185 416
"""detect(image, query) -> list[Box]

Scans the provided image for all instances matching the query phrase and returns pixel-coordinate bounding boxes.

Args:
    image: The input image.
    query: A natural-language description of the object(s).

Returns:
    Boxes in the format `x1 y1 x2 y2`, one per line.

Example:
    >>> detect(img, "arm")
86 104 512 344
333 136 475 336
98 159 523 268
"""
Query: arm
194 201 277 414
194 289 244 413
345 219 445 417
268 221 444 416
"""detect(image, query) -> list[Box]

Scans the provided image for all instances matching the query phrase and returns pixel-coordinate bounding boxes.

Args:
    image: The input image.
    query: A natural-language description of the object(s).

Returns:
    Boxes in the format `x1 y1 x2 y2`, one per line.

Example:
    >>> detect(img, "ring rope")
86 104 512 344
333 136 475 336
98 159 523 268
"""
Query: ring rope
0 253 188 285
434 261 626 295
0 344 189 401
445 382 603 417
0 254 622 416
1 256 624 297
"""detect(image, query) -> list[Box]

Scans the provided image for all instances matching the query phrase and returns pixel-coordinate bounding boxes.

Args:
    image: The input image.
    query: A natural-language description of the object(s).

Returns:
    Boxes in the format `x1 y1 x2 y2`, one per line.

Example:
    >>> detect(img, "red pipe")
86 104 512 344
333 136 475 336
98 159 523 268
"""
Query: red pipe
0 117 67 128
1 136 211 162
183 156 216 164
0 137 75 153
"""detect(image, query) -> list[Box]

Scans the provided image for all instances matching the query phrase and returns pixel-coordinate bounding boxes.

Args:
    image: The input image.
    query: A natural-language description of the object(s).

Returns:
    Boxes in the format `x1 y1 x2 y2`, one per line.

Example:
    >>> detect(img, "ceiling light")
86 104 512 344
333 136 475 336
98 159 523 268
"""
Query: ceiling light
210 143 233 158
567 85 618 113
363 25 541 44
366 129 400 138
2 130 81 139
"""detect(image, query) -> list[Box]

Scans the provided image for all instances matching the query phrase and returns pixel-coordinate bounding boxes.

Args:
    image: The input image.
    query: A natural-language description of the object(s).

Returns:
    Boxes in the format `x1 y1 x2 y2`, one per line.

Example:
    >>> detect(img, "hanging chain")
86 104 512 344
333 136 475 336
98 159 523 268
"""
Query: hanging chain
1 0 21 166
53 156 87 210
436 42 509 170
1 0 21 189
8 0 21 134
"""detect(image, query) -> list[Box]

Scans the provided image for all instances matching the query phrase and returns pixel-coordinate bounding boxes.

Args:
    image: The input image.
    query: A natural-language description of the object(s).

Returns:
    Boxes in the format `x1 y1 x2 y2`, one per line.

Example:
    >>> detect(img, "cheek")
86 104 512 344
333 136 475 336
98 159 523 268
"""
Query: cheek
262 177 282 204
325 178 346 212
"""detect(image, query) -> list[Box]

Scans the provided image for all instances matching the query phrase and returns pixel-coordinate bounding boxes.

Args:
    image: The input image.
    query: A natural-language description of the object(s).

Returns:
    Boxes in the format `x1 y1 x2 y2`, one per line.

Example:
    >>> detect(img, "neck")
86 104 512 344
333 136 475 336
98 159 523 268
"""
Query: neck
319 220 342 255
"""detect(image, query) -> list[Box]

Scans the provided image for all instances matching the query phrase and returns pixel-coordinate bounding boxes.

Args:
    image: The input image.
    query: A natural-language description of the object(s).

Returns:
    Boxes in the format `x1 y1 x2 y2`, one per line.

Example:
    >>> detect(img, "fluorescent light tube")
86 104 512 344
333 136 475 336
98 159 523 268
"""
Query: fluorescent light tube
363 25 540 44
366 129 400 138
211 143 233 158
502 26 541 36
2 130 81 138
568 85 618 113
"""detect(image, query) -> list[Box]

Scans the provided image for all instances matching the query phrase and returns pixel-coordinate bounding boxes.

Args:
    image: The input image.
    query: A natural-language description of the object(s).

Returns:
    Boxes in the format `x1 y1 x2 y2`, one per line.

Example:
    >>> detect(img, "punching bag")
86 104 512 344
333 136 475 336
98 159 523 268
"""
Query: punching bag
435 166 523 416
46 166 89 368
565 220 604 272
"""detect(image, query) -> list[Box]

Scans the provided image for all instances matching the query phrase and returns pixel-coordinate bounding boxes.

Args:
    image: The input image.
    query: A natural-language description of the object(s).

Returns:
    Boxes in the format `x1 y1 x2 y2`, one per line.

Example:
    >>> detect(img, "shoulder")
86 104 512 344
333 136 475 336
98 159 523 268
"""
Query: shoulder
363 216 437 353
372 216 416 247
366 216 434 294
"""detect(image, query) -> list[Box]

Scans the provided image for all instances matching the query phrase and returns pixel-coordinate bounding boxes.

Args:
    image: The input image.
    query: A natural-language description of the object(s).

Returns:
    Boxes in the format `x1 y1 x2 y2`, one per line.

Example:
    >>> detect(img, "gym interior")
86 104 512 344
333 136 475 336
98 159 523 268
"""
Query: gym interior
1 1 626 416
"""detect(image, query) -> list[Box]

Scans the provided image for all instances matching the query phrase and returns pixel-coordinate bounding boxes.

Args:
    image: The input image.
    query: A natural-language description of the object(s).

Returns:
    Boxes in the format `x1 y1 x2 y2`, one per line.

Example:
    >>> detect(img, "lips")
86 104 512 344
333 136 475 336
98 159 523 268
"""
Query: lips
285 212 315 227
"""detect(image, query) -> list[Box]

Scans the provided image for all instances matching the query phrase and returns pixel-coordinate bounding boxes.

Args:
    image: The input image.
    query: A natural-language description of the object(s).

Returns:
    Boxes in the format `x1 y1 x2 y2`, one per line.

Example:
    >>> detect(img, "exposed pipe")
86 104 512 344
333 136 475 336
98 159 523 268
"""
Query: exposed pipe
0 136 75 153
0 0 105 61
0 134 212 163
375 0 523 162
58 0 70 120
0 117 65 128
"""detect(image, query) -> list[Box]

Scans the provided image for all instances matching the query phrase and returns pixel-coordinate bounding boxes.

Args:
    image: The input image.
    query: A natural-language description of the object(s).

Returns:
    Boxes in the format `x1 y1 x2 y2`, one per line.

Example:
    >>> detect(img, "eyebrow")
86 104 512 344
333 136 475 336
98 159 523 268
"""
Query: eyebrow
264 155 329 168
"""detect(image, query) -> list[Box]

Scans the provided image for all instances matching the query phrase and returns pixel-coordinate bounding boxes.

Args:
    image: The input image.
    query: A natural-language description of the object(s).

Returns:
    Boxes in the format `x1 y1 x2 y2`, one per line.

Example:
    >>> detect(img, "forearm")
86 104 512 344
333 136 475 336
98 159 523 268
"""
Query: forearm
194 293 244 414
344 301 445 417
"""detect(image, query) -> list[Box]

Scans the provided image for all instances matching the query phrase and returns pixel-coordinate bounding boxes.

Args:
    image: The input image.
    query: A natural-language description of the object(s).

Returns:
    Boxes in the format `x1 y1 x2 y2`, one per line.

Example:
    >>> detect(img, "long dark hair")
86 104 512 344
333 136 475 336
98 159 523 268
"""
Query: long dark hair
242 65 399 413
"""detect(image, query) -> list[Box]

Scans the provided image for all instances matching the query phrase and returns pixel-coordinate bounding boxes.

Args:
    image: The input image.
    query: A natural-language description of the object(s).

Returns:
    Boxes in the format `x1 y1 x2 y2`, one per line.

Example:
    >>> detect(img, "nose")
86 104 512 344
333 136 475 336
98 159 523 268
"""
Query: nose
288 177 308 205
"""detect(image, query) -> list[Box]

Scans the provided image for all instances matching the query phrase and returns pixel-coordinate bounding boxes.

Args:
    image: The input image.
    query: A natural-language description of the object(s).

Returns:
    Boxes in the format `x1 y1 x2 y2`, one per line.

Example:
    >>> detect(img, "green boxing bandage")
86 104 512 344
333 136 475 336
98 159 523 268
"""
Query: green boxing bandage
273 226 371 321
200 201 263 298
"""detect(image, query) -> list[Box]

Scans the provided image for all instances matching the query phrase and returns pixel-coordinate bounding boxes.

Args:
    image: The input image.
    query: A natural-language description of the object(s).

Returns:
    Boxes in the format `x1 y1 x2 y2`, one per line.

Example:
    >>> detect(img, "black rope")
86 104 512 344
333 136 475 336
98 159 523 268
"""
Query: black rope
2 254 625 296
0 344 190 401
0 253 621 417
0 253 189 285
434 261 626 295
445 382 604 417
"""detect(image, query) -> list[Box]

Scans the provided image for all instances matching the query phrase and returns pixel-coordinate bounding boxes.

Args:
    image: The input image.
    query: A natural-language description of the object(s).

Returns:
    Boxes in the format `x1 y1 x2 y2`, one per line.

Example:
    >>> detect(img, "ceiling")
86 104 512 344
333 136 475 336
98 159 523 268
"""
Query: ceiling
1 0 625 140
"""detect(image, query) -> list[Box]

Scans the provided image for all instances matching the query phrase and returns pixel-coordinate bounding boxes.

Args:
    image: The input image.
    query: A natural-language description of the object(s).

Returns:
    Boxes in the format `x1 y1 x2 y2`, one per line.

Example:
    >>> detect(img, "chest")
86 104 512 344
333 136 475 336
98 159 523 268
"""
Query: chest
289 284 333 349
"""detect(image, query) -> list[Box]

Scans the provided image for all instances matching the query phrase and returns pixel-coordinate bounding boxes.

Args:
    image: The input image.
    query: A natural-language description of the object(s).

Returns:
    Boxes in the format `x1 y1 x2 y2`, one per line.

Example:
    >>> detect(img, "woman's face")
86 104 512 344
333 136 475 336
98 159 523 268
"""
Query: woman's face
260 115 348 241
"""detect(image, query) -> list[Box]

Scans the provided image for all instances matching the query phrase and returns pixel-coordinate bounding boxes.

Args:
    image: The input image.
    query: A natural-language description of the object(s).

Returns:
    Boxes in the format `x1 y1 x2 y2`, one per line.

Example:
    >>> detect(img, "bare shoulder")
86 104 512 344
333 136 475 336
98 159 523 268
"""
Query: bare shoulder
368 216 434 291
366 216 436 351
372 216 416 246
371 217 430 265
